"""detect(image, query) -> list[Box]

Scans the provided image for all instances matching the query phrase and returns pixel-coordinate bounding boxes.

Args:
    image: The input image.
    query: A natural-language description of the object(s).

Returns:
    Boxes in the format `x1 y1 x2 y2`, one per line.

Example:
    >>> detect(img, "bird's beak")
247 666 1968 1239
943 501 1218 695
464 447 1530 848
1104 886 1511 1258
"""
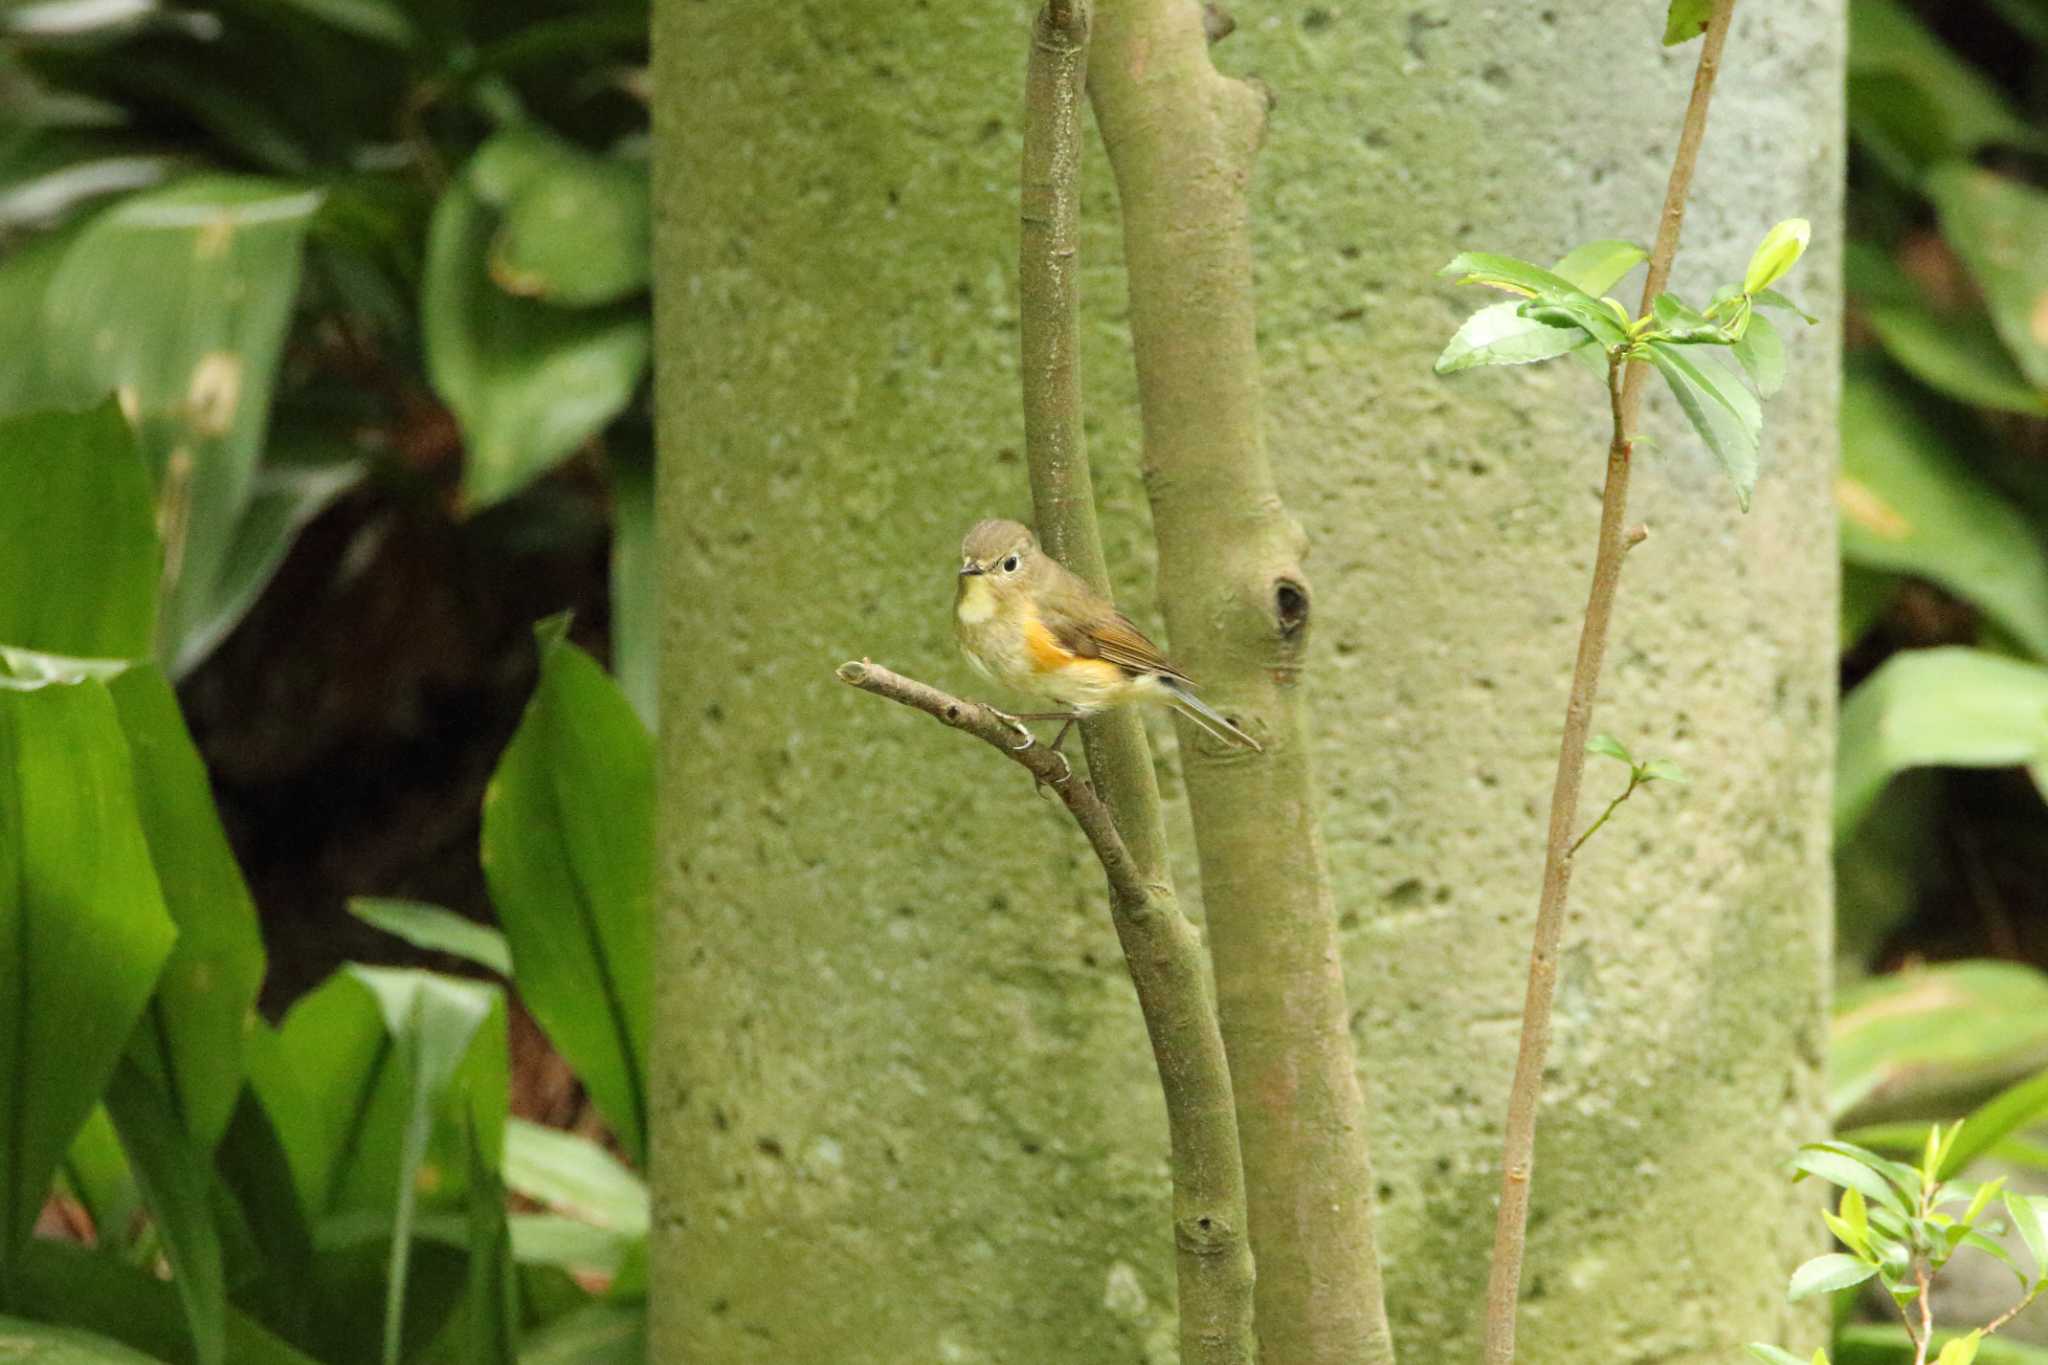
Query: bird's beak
959 561 985 577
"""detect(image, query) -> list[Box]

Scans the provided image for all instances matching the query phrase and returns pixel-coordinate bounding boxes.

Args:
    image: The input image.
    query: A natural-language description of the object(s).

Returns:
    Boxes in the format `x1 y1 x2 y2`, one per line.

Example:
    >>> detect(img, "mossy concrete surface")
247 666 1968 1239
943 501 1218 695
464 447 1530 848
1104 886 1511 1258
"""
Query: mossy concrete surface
651 1 1842 1360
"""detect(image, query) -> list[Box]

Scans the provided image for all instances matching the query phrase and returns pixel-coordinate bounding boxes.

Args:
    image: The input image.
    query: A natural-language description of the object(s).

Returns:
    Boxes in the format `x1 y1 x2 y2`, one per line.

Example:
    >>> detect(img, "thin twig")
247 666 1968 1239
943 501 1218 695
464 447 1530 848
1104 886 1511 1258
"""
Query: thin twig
1984 1280 2044 1336
1914 1262 1934 1365
1480 5 1738 1362
839 660 1257 1358
1018 4 1257 1359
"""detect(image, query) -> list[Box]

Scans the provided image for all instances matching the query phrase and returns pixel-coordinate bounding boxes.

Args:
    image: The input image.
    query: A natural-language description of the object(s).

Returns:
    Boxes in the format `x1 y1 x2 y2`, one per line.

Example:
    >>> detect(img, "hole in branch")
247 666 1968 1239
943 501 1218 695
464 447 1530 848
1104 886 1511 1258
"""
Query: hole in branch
1275 578 1310 636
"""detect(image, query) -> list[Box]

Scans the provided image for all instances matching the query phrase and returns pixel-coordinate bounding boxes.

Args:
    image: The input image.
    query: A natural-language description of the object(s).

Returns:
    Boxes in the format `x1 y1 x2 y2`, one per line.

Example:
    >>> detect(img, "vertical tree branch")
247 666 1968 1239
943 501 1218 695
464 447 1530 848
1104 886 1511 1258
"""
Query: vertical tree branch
1018 7 1256 1360
1086 3 1394 1361
1481 6 1738 1362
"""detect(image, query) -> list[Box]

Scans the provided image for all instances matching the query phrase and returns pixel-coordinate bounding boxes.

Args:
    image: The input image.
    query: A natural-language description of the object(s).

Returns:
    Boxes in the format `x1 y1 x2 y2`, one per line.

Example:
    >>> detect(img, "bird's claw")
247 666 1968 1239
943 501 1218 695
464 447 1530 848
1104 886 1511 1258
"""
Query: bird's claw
988 707 1037 751
1033 749 1072 797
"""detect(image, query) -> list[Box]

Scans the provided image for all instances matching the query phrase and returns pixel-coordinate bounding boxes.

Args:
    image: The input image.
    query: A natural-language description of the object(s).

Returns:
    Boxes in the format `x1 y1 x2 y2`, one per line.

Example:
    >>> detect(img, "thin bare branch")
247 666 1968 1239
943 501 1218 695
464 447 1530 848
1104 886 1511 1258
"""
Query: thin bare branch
1481 5 1739 1362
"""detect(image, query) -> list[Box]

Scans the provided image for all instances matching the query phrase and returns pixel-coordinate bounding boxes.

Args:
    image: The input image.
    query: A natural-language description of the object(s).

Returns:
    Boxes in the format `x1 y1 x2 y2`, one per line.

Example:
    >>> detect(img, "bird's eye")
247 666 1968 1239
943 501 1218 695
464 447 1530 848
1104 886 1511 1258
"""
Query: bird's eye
1001 554 1020 573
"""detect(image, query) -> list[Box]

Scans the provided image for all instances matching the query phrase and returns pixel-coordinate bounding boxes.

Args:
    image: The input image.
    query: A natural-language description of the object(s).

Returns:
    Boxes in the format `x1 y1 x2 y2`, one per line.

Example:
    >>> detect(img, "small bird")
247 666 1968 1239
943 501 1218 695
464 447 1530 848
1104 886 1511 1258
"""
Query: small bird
953 517 1262 754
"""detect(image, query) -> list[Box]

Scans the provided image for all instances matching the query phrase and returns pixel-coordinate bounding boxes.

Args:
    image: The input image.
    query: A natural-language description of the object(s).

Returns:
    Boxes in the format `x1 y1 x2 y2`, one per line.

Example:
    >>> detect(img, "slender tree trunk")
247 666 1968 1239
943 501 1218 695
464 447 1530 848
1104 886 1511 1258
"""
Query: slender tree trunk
1088 4 1394 1361
1245 6 1843 1358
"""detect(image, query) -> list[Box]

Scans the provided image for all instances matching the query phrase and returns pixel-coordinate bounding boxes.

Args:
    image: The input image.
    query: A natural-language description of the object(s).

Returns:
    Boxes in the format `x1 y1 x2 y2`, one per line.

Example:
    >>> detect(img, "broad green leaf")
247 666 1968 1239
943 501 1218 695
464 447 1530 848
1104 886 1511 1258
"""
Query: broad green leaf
1435 241 1643 374
422 175 650 510
470 128 650 308
1745 219 1812 296
1865 303 2046 415
0 1315 162 1362
1929 165 2048 392
349 898 512 977
1836 1324 2048 1364
0 403 158 659
1664 0 1712 45
245 975 402 1221
609 438 656 731
1732 312 1787 398
1434 302 1588 374
1549 239 1647 295
1647 341 1761 509
442 1114 517 1365
1838 369 2048 658
1836 649 2048 838
503 1119 647 1236
1438 251 1578 299
60 1108 139 1254
1942 1066 2048 1179
1848 0 2042 174
1747 1348 1809 1365
106 665 265 1151
481 623 653 1164
1586 733 1632 764
270 0 416 47
1937 1330 1984 1365
102 1058 225 1365
209 1087 315 1348
1639 759 1689 785
2006 1190 2048 1281
170 452 366 677
0 678 176 1271
41 177 322 669
508 1214 634 1277
1787 1252 1878 1301
1985 0 2048 45
345 967 506 1365
1833 960 2048 1121
1794 1147 1912 1216
1842 564 1897 649
0 228 87 413
15 1240 321 1365
518 1302 645 1365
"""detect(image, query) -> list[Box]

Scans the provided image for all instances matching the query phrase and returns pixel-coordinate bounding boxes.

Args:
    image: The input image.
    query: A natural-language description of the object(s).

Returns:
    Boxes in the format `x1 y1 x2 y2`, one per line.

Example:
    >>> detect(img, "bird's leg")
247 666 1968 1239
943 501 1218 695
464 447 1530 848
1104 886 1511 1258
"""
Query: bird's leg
1046 714 1080 755
984 707 1074 752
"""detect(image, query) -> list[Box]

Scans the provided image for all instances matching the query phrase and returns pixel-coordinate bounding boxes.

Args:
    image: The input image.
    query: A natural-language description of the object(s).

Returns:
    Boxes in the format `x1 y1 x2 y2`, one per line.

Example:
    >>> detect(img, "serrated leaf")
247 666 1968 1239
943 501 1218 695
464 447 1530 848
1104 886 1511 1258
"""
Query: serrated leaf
1435 301 1590 374
1551 239 1648 295
1664 0 1712 45
1587 733 1632 764
1794 1146 1913 1216
1733 312 1787 398
1788 1252 1879 1301
1647 341 1761 509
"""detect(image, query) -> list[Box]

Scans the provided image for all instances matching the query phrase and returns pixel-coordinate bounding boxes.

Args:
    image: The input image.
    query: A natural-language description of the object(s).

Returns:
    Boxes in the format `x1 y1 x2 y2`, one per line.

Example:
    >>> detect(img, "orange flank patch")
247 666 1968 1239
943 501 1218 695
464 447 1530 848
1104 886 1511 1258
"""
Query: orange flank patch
1024 619 1072 673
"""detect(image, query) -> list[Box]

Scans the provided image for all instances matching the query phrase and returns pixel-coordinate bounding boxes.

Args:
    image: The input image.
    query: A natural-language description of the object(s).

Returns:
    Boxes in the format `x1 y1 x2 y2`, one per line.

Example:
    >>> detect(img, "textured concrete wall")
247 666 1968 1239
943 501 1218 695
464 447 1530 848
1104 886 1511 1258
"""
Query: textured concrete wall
651 1 1842 1360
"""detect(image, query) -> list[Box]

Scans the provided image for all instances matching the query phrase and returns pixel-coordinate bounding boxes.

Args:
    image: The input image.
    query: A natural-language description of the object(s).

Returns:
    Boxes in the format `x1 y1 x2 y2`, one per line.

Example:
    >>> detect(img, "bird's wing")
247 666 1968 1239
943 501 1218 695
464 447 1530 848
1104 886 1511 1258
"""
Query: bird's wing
1054 611 1194 686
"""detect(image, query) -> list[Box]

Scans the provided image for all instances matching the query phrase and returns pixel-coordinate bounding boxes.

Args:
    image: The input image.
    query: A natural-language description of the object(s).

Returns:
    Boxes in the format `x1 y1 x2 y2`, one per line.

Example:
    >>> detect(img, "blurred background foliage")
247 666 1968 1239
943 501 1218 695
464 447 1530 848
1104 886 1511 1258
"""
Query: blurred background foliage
0 0 2046 1360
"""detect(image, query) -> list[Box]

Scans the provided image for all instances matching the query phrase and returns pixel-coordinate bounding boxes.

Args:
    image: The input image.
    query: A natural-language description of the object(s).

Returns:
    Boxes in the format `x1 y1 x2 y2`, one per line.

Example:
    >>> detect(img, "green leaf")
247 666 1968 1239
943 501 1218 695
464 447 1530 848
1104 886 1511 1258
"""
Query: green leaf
1434 301 1589 374
60 1108 139 1254
346 967 506 1365
269 0 416 47
1836 649 2048 838
1638 758 1690 785
1794 1146 1913 1216
1832 961 2048 1122
1838 368 2048 657
1937 1329 1985 1365
0 1315 164 1362
1956 1229 2027 1289
15 1240 321 1364
471 128 651 308
518 1302 645 1365
0 677 177 1273
1929 164 2048 393
101 1058 225 1365
482 624 653 1165
1550 239 1648 295
169 450 366 677
508 1214 634 1277
1753 289 1818 324
503 1119 648 1237
209 1087 315 1348
448 1113 517 1365
1788 1252 1879 1301
1663 0 1712 45
2006 1190 2048 1281
422 174 651 510
1745 218 1812 296
1732 312 1787 398
106 665 265 1150
1837 1324 2048 1365
1650 291 1728 343
348 898 513 977
1848 0 2043 175
1746 1348 1810 1365
41 177 322 670
609 439 656 732
1943 1067 2048 1180
1586 733 1632 764
1646 341 1762 509
1864 302 2046 415
0 403 158 659
1438 251 1579 299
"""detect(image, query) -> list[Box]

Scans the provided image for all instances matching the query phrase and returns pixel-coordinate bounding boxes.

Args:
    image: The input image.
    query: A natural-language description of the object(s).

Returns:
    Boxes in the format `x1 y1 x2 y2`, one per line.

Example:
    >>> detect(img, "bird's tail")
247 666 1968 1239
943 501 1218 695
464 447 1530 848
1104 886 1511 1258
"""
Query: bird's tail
1161 680 1263 752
